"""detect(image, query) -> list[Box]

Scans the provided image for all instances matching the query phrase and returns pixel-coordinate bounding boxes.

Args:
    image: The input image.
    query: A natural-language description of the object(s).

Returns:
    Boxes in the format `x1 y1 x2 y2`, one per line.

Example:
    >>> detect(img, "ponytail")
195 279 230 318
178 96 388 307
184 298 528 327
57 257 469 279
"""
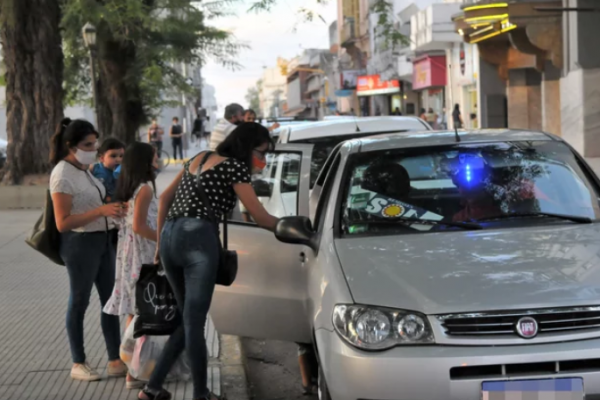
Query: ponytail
49 118 98 166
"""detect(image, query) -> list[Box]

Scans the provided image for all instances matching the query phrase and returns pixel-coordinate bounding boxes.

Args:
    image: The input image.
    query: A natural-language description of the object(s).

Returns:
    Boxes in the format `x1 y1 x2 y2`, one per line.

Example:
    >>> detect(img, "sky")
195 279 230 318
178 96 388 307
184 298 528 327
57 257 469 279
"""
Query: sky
202 0 337 113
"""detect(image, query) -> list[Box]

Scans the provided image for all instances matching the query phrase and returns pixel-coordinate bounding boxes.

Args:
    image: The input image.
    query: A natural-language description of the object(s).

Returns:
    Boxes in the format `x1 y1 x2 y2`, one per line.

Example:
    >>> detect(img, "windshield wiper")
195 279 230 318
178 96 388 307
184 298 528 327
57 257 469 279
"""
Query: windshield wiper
346 217 482 231
476 212 593 224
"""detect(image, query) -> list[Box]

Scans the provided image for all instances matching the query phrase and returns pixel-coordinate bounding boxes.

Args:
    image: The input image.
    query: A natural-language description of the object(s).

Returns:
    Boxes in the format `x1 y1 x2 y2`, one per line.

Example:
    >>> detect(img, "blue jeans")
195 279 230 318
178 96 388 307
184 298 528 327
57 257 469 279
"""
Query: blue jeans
60 231 121 364
148 218 220 399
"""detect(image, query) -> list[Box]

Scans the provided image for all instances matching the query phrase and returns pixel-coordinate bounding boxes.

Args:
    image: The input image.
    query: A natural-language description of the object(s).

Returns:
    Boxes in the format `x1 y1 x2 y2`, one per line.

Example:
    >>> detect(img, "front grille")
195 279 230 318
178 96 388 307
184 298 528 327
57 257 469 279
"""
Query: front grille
450 358 600 380
438 306 600 337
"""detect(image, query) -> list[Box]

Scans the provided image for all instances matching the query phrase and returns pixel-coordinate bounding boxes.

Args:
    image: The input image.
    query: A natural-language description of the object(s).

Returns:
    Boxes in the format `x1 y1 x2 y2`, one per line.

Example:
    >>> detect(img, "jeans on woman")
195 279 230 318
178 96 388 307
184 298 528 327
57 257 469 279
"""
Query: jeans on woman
148 217 220 399
59 231 121 364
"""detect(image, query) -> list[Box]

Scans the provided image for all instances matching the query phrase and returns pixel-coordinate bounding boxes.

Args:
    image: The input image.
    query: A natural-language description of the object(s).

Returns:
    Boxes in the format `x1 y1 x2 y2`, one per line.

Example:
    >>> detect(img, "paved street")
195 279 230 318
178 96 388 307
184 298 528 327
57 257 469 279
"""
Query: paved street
0 162 221 400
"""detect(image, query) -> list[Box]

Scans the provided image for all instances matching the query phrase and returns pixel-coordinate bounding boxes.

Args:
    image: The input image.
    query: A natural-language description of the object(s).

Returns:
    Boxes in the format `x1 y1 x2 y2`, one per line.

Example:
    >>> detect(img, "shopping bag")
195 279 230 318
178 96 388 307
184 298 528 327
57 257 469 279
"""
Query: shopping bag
134 264 181 338
25 190 64 266
121 316 190 382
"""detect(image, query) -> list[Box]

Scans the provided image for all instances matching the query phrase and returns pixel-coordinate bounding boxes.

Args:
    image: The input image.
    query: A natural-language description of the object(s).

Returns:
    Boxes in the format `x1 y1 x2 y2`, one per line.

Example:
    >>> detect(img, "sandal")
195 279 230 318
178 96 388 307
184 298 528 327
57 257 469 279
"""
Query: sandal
138 387 172 400
198 393 226 400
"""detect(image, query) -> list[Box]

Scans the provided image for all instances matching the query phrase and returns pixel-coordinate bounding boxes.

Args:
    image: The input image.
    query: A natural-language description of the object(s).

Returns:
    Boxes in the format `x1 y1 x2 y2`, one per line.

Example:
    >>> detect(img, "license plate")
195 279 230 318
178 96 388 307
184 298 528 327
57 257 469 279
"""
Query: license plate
482 378 583 399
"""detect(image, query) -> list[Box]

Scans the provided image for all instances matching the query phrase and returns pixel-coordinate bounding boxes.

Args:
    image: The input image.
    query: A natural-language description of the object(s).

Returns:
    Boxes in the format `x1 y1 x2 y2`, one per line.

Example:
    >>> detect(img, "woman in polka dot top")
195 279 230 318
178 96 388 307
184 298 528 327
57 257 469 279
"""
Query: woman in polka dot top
139 123 280 400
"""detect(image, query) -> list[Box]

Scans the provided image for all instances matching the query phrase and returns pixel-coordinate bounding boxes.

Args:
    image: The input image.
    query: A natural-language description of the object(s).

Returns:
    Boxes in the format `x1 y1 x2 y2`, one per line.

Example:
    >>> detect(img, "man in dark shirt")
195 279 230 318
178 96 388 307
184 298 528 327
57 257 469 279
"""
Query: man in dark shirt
170 117 184 160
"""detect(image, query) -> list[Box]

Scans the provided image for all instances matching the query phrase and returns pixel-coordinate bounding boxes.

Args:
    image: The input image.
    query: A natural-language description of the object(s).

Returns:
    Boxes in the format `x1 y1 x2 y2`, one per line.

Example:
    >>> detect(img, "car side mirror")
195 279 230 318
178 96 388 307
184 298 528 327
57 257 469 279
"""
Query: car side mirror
275 216 317 251
252 179 273 197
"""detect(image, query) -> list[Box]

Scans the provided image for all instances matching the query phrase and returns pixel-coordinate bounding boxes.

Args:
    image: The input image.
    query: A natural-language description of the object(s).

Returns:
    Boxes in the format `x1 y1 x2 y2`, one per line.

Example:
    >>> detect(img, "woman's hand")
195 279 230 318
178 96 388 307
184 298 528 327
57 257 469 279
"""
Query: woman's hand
154 247 160 265
98 203 127 218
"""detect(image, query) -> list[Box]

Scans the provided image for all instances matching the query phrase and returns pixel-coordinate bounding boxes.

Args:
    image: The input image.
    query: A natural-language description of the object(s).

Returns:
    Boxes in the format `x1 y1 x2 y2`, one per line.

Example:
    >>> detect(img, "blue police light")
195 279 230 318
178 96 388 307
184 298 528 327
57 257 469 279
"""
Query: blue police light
456 155 485 187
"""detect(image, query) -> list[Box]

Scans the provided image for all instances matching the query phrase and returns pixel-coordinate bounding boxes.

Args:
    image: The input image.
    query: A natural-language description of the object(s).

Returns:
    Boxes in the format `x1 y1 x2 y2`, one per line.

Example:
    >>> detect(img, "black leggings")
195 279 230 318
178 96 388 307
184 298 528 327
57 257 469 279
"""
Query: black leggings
172 138 184 160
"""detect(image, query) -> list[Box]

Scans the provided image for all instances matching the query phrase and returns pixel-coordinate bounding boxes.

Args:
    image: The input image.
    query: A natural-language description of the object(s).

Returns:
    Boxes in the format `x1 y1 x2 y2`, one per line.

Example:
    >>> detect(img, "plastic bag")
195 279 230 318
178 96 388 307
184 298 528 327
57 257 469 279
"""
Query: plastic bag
120 316 190 382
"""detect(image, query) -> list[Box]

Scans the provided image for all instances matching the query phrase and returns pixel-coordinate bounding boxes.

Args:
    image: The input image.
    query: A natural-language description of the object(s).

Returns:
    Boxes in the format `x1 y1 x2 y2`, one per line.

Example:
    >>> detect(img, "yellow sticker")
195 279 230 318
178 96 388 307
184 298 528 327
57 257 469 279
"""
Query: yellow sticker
382 204 405 218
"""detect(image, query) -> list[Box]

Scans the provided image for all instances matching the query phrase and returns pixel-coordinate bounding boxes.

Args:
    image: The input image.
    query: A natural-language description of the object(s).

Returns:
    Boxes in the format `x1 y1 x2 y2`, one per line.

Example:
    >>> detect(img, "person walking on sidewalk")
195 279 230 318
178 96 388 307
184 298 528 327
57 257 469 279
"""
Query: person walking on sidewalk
169 117 184 160
49 118 128 382
148 119 165 157
139 123 280 400
208 103 244 150
103 142 160 390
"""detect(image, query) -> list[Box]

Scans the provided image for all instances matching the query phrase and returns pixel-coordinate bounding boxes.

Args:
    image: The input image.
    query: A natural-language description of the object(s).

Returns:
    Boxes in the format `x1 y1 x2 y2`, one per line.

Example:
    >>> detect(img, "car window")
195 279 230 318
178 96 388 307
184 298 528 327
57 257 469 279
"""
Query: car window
340 141 600 236
295 132 408 188
231 152 302 223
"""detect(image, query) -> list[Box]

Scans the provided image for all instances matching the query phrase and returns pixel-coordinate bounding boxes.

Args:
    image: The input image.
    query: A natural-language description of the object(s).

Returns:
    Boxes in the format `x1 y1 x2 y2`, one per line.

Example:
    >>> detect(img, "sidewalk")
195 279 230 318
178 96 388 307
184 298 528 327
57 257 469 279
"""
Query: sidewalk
0 165 222 400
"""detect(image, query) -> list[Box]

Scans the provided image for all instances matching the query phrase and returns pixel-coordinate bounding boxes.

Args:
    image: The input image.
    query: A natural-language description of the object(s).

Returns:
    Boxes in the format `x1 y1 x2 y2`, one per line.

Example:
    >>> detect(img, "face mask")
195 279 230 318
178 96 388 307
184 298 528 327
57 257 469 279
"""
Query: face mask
253 155 267 171
75 149 97 165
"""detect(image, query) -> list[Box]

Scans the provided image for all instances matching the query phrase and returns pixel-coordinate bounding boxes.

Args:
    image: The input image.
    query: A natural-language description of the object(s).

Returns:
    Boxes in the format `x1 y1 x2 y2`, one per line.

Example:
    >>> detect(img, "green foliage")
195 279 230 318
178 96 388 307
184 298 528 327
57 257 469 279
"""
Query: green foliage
61 0 244 120
370 0 410 51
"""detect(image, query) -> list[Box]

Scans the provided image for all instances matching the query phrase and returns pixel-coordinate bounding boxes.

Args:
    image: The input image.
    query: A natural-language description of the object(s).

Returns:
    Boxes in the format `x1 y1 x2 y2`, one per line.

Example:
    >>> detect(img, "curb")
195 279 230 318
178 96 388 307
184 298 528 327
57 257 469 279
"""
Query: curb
219 335 250 400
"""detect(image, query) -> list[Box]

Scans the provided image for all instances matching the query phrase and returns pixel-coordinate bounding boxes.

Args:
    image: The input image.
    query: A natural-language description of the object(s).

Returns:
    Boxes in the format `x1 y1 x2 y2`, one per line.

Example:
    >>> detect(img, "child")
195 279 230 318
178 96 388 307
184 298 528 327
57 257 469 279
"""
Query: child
103 142 159 390
91 138 125 202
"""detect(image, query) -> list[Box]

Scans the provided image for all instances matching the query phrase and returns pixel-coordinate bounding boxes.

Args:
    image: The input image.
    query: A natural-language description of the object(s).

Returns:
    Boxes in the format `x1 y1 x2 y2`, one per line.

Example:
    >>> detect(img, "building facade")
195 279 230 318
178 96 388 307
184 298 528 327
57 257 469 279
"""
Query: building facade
259 65 287 119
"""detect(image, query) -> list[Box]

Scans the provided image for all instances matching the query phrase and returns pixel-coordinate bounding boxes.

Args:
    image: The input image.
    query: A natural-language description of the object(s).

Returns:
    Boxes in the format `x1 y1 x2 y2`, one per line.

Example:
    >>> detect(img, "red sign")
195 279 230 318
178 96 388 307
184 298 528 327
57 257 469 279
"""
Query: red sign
412 55 447 90
356 75 400 96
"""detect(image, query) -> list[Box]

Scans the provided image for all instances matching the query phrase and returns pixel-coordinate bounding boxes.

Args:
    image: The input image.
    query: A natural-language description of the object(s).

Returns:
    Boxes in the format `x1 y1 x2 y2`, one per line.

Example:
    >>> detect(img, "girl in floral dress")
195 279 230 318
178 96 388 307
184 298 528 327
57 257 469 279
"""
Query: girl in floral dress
103 142 159 389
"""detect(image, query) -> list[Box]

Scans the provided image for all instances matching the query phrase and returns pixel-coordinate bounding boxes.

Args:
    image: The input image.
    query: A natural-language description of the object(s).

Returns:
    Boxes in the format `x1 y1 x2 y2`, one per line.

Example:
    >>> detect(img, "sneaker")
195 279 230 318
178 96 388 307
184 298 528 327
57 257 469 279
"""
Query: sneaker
71 363 101 381
107 359 128 377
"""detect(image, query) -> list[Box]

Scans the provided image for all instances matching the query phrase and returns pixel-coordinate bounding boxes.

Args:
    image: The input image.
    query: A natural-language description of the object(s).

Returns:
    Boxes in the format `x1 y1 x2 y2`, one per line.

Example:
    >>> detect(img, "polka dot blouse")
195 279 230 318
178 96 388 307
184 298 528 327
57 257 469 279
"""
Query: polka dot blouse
167 156 251 222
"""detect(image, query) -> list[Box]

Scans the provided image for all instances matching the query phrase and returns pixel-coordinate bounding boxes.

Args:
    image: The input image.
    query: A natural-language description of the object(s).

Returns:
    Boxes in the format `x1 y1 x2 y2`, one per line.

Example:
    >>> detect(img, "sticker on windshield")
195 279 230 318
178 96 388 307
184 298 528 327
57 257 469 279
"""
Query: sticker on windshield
365 194 444 231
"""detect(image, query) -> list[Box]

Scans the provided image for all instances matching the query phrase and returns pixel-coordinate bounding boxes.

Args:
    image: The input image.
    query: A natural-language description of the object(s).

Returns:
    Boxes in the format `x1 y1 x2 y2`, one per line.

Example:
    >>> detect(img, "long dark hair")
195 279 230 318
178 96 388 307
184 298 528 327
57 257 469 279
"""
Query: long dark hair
216 122 273 169
115 142 157 202
49 118 99 166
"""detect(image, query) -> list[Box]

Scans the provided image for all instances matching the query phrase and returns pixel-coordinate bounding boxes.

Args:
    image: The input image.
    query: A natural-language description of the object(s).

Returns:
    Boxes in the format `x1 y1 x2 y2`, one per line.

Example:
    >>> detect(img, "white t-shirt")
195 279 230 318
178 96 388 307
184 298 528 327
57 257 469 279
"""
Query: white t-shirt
209 119 236 151
50 161 110 233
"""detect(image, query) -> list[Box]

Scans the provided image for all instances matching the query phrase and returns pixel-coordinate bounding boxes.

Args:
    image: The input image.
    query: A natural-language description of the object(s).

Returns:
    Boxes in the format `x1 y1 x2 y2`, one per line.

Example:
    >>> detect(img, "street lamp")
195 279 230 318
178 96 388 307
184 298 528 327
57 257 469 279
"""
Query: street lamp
82 22 99 126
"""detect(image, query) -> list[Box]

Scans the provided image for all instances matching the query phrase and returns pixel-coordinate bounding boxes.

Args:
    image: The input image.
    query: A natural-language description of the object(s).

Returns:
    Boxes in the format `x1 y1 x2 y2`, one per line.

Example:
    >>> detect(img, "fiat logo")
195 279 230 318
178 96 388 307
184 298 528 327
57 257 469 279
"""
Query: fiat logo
516 317 538 339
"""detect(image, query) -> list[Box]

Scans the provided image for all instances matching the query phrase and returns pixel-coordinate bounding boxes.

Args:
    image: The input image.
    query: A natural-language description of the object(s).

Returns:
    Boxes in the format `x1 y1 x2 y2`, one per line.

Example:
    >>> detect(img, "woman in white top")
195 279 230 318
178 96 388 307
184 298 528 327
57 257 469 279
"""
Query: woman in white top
49 118 128 382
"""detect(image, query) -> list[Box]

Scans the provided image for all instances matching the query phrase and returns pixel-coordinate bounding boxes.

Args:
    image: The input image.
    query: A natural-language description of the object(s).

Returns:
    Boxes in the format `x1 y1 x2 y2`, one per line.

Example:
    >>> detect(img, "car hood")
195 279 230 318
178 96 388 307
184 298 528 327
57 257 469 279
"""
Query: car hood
334 224 600 315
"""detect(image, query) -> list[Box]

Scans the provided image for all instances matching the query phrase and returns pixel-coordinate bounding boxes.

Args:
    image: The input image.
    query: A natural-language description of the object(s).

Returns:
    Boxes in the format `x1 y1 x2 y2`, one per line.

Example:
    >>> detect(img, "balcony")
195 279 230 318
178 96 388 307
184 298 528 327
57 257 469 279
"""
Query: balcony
410 3 462 52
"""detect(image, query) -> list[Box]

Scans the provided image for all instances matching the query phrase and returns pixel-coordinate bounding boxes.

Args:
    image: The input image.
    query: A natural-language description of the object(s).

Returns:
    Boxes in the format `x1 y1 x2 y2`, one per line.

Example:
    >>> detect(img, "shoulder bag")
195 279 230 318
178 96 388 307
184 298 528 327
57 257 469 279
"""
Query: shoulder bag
25 190 64 266
194 152 238 286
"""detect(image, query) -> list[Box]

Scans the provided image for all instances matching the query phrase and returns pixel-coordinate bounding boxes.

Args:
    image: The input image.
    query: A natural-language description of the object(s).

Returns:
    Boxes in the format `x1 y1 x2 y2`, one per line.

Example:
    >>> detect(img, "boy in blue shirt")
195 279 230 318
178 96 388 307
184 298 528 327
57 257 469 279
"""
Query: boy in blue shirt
91 138 125 245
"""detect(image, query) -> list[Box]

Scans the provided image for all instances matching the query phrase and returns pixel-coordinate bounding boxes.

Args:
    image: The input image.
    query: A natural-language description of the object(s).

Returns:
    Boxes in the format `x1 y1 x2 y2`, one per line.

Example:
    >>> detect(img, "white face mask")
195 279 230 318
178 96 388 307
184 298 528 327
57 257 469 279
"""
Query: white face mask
74 149 98 165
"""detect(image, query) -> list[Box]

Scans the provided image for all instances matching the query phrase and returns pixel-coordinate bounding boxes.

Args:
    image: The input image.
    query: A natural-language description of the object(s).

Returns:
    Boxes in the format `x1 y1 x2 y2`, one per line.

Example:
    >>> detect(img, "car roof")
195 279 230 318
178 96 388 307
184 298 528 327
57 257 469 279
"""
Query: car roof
347 129 557 152
281 116 431 142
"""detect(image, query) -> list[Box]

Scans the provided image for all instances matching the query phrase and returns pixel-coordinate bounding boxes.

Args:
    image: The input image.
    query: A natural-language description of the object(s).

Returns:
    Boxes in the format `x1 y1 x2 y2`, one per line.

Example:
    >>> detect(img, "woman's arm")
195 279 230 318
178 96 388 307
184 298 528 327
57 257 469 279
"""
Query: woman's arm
52 193 121 232
132 185 158 241
156 169 184 243
234 183 278 231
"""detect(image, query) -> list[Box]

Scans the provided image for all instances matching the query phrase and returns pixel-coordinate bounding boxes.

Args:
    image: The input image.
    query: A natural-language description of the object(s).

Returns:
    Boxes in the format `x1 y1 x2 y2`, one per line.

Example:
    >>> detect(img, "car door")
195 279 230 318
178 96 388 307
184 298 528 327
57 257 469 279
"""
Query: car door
210 143 314 344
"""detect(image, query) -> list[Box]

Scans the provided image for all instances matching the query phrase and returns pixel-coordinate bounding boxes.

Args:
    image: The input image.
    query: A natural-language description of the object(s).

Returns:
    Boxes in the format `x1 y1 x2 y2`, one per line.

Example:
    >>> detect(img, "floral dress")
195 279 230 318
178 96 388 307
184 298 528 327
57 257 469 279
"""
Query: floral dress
103 184 158 316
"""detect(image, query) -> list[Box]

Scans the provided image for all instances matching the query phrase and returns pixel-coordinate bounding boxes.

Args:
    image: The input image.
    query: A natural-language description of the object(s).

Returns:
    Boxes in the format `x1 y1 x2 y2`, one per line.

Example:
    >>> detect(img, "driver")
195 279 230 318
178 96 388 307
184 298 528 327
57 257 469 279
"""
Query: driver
451 158 501 222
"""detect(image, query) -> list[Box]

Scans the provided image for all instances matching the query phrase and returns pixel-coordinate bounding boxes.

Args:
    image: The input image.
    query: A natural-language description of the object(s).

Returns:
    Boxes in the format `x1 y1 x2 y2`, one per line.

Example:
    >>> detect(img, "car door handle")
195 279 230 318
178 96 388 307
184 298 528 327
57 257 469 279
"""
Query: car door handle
299 252 306 263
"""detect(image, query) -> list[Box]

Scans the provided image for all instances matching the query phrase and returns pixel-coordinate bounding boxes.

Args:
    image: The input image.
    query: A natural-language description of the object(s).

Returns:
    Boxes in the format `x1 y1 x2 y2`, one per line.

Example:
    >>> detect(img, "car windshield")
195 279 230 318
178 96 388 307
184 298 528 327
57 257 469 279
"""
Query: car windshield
340 140 600 236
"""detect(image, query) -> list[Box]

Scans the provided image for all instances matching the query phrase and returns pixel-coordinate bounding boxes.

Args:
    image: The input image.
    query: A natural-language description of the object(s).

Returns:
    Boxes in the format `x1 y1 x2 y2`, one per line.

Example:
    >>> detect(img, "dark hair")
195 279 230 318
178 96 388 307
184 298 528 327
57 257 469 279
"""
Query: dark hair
216 122 273 170
98 137 125 155
225 103 244 120
115 142 157 202
172 117 179 122
454 104 460 111
49 118 99 166
245 109 257 117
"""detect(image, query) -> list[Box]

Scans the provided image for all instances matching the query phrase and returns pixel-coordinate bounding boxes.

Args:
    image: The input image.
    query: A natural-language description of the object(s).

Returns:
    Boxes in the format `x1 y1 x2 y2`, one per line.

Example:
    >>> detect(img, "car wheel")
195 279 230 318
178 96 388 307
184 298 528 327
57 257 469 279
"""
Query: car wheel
317 360 332 400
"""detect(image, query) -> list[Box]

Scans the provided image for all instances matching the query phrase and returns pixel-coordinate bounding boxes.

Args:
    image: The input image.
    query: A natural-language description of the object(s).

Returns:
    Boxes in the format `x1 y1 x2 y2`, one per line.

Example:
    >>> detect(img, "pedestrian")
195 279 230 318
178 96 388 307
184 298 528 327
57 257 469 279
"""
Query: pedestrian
103 142 159 390
49 118 128 382
192 114 204 146
148 119 164 157
169 117 184 161
453 103 464 129
419 108 427 121
208 103 244 150
427 107 438 128
244 109 257 122
438 107 448 130
139 122 280 400
91 137 125 246
393 107 402 116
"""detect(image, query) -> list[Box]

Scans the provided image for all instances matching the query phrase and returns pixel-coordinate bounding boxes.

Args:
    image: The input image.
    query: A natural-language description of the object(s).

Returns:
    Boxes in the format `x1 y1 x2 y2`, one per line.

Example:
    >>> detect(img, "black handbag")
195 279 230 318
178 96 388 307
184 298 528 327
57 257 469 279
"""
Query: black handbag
134 263 181 338
25 190 65 266
194 152 238 286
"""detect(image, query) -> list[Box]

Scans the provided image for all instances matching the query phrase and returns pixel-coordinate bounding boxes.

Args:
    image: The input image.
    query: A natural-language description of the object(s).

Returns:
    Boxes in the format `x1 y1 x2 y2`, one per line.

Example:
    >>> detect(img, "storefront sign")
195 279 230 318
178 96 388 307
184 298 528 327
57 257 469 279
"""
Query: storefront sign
412 56 447 91
340 70 365 89
356 75 400 96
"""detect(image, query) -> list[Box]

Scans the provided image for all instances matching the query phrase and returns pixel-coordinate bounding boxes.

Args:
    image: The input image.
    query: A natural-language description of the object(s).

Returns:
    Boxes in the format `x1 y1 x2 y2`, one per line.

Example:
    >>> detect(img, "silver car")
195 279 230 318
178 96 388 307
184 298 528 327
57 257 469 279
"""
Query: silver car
212 129 600 400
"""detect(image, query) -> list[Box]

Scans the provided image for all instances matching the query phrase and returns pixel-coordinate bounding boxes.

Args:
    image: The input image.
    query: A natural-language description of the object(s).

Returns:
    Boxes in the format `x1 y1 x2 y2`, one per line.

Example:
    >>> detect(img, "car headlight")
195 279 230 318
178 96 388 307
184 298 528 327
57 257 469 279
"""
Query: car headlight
333 304 435 350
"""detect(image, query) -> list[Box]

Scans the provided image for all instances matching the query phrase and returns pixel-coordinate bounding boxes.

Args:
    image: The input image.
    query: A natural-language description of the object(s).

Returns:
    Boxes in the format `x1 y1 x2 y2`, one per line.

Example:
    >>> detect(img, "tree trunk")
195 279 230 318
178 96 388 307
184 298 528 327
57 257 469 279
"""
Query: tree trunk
97 35 144 144
0 0 64 184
